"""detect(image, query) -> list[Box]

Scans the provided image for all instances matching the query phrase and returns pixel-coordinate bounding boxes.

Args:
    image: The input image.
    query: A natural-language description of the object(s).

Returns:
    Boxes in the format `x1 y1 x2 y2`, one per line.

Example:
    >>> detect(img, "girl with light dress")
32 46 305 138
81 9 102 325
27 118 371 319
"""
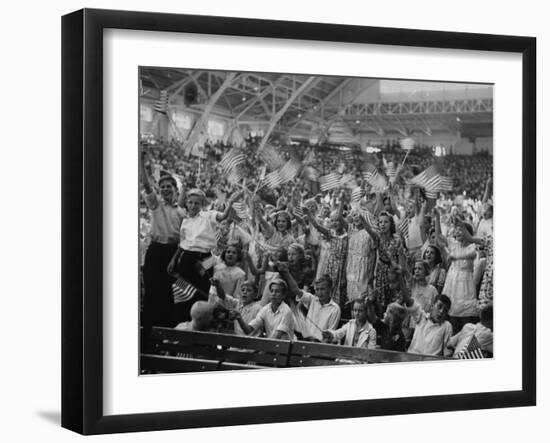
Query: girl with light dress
441 220 479 334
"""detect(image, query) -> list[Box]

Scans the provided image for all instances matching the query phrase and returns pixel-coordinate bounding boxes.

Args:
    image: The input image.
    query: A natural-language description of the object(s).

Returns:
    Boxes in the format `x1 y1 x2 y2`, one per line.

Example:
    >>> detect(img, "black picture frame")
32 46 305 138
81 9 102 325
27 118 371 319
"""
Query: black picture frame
62 8 536 435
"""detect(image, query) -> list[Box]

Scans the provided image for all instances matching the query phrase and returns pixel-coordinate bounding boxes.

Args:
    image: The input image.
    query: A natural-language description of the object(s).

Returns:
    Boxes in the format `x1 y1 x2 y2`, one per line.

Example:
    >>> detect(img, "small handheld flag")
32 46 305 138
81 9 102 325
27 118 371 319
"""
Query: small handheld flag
457 334 485 359
172 278 198 304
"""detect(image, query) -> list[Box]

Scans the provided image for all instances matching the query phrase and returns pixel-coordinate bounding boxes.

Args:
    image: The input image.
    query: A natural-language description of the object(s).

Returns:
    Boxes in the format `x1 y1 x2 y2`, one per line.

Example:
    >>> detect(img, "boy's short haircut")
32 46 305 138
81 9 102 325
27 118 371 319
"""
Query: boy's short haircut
314 274 333 288
435 294 452 311
480 304 493 323
269 278 288 292
241 279 258 294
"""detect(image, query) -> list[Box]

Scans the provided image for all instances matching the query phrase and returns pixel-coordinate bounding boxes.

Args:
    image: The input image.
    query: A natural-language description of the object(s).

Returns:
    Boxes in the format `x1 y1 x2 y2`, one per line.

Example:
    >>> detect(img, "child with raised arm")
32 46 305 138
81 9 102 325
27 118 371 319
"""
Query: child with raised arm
209 279 262 336
404 290 453 357
441 219 479 334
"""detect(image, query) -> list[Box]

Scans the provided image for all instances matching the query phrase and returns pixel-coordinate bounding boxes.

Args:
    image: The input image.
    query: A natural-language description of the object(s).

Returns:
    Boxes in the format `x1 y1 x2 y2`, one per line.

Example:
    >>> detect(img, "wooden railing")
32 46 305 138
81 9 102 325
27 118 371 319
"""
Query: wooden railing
141 327 445 374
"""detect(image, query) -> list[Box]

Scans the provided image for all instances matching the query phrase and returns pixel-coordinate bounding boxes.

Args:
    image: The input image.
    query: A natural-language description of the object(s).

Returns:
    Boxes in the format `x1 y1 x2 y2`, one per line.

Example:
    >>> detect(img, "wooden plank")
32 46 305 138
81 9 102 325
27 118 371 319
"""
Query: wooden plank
151 328 291 354
140 354 262 373
140 354 221 373
148 342 288 367
287 356 350 367
289 340 445 364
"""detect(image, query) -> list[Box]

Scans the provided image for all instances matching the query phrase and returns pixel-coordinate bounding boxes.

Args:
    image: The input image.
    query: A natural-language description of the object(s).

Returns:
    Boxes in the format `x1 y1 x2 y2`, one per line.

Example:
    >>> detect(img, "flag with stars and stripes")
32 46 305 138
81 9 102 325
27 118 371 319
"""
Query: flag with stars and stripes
409 165 453 199
172 278 198 304
263 170 284 189
398 217 409 242
457 335 485 359
219 148 246 176
319 173 341 192
259 145 284 170
351 187 364 203
226 166 245 185
153 90 168 114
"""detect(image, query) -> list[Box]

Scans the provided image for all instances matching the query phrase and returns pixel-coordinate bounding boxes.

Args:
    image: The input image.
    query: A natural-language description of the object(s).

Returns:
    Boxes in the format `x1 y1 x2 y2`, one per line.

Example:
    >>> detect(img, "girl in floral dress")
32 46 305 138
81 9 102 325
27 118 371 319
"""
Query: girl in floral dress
302 206 348 309
346 209 376 302
363 211 407 313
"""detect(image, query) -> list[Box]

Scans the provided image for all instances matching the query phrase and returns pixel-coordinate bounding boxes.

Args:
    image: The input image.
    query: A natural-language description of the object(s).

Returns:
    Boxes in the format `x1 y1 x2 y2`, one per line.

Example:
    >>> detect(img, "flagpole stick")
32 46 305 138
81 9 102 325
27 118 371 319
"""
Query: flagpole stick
399 148 412 170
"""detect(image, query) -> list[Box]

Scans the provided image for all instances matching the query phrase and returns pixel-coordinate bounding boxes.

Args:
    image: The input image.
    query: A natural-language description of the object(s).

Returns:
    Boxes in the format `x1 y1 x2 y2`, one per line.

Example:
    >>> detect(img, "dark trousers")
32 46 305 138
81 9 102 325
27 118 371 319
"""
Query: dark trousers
141 242 178 337
173 249 213 324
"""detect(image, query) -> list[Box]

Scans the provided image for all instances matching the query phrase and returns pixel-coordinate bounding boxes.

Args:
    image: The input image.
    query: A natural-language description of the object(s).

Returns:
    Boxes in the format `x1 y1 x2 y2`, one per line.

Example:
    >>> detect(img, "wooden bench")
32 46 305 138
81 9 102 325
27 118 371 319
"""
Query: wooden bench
141 327 291 373
141 327 445 374
287 340 445 367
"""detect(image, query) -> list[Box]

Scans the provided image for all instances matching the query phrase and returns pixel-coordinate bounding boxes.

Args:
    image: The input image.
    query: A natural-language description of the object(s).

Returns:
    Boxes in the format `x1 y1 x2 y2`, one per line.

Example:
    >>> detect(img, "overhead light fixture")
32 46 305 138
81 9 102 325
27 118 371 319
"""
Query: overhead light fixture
297 113 302 118
355 120 361 124
242 96 246 102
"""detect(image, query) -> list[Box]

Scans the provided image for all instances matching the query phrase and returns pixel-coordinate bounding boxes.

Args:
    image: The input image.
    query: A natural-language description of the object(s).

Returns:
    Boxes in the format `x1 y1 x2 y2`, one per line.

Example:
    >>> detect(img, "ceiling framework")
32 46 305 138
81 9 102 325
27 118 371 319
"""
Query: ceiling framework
140 68 493 142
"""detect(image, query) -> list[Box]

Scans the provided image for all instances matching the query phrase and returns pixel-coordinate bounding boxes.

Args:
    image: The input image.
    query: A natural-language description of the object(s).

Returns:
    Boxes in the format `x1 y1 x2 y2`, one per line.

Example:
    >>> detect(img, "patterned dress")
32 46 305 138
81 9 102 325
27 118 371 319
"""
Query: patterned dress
316 232 349 306
478 236 494 303
346 228 375 302
374 233 404 311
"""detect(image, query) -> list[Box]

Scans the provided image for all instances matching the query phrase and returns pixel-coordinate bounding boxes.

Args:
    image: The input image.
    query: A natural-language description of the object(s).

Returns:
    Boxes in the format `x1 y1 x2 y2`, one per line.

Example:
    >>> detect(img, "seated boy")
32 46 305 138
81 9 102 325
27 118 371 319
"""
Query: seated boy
321 299 376 349
209 279 262 336
405 292 453 357
447 304 493 358
232 279 295 340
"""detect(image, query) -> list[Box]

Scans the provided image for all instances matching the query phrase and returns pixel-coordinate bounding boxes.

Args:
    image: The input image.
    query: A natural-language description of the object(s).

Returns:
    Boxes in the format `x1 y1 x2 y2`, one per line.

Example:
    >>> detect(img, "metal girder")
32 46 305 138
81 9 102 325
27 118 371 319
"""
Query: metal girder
167 71 204 104
345 98 493 117
258 76 316 151
285 78 354 131
183 72 239 156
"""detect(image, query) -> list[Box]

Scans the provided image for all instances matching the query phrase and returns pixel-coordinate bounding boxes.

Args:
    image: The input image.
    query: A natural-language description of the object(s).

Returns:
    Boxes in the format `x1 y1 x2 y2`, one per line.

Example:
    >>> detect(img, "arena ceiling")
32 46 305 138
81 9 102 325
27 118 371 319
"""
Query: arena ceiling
140 68 493 141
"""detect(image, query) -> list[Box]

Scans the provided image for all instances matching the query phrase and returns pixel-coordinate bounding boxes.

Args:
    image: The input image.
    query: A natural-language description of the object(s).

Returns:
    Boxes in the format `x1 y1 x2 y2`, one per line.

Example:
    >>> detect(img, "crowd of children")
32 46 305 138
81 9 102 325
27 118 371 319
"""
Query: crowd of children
140 136 494 360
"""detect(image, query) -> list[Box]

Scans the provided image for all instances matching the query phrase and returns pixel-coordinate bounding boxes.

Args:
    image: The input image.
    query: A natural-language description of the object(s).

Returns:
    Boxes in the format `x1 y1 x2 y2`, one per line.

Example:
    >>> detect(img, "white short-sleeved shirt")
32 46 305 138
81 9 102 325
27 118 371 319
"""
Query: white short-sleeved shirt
179 210 222 252
144 191 185 243
407 303 453 356
299 292 341 341
248 302 295 340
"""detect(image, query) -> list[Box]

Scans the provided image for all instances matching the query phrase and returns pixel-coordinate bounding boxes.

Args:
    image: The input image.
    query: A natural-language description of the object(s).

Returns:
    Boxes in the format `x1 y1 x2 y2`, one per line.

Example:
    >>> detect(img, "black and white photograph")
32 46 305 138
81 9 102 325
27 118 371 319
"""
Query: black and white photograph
138 68 494 373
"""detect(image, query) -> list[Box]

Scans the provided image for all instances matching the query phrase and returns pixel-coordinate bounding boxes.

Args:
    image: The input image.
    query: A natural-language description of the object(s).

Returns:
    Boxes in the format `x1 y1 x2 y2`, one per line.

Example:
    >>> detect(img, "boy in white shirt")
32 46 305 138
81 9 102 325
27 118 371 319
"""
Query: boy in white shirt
405 292 453 357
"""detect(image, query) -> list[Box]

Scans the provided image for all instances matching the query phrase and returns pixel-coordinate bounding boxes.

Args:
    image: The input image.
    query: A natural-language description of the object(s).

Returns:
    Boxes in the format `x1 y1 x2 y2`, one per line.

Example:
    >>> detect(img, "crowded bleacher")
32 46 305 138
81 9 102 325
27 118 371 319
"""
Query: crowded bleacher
139 130 494 369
